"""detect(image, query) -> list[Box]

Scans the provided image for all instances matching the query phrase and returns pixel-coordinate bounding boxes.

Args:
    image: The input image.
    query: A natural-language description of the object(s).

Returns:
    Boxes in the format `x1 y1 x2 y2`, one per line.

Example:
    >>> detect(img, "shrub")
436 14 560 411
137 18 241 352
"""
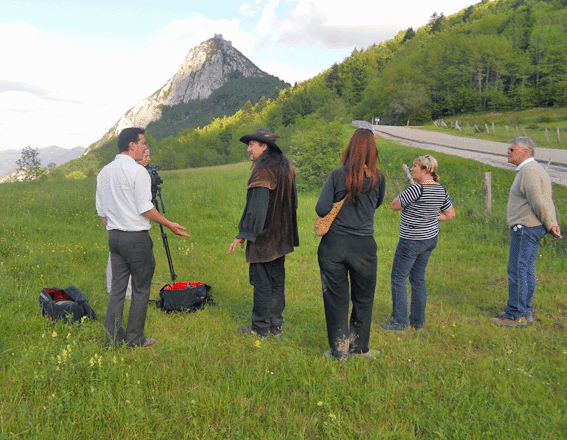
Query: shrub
65 171 88 180
538 115 555 123
289 116 347 191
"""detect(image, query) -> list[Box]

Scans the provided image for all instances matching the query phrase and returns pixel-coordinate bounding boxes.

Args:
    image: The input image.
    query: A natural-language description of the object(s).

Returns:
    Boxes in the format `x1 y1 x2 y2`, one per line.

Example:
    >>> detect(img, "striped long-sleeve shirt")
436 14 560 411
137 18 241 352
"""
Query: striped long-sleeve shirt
398 184 453 240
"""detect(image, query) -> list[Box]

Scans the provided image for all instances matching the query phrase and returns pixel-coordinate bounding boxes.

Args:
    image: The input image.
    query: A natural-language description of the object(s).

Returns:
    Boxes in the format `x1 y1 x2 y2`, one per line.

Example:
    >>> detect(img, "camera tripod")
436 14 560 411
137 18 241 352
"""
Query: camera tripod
151 183 177 283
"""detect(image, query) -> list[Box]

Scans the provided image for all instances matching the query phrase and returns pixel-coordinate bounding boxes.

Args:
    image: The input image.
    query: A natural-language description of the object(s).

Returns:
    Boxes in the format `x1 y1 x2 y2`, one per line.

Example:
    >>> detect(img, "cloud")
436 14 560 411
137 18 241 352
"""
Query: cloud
239 3 253 16
251 0 472 50
0 80 85 104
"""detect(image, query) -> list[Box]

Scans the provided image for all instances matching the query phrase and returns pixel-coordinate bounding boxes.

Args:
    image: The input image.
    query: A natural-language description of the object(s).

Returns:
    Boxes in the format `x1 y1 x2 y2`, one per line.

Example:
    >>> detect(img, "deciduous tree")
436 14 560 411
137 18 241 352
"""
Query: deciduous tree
16 146 44 180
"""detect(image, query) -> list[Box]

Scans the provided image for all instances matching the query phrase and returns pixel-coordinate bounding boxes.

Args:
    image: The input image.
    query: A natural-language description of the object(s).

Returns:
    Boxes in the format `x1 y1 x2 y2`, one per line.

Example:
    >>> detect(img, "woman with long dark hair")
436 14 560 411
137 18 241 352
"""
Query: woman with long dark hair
316 128 386 362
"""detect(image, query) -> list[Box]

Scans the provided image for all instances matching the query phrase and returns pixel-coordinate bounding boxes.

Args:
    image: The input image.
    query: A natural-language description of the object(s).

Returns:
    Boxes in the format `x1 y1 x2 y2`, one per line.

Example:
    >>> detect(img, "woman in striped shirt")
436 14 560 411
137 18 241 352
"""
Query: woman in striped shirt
380 155 455 332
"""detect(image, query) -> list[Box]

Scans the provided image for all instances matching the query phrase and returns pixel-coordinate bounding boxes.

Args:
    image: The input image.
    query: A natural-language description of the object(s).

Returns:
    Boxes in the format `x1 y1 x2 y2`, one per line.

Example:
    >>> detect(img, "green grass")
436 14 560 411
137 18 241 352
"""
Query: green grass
420 107 567 150
1 141 566 439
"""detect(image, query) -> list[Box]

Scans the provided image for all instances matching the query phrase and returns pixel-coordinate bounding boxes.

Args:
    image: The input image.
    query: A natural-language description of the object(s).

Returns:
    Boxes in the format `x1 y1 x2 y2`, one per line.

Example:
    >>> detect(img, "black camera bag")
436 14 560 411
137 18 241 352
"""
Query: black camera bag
157 282 214 313
39 286 97 323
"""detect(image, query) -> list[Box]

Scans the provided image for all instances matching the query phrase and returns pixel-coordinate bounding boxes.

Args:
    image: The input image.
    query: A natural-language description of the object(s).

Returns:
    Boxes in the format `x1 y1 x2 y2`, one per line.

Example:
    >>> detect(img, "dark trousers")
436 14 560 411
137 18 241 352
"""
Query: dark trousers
249 256 286 337
318 232 377 358
105 230 156 347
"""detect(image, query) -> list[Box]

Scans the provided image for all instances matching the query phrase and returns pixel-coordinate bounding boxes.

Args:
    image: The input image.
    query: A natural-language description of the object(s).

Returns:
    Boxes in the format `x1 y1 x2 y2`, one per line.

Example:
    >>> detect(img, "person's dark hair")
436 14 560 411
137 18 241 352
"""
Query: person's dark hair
117 128 145 152
341 128 382 204
254 143 290 172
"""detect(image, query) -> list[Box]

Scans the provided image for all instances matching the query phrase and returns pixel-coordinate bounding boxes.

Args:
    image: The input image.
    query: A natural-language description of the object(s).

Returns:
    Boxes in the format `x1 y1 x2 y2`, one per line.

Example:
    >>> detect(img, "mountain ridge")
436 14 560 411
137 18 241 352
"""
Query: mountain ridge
86 34 285 153
0 146 85 178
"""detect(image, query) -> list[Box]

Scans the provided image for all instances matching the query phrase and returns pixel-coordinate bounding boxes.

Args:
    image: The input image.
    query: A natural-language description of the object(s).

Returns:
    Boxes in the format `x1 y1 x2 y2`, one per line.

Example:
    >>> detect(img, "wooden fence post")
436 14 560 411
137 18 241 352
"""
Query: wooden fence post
557 127 561 144
484 172 492 213
545 128 550 143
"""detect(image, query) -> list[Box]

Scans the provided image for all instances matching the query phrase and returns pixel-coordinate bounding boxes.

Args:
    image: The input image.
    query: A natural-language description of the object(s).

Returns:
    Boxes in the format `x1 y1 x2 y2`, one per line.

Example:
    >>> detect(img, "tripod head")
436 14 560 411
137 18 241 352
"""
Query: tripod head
146 164 163 205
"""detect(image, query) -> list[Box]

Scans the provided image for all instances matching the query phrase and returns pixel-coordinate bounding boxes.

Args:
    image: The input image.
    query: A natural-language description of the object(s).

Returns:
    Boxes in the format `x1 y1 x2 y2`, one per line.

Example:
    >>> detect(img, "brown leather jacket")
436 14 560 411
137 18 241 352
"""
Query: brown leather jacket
244 162 299 263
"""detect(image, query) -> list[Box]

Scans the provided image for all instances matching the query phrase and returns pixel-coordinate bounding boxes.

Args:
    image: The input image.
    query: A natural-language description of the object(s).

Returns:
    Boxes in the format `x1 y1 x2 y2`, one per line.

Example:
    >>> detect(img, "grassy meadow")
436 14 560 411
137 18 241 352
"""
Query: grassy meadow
1 139 566 439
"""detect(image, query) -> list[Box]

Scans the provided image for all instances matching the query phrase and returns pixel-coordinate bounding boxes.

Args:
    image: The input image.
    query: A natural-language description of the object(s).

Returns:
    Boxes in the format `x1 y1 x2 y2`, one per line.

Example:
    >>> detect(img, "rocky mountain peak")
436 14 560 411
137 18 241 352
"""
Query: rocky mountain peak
87 34 268 152
161 34 265 105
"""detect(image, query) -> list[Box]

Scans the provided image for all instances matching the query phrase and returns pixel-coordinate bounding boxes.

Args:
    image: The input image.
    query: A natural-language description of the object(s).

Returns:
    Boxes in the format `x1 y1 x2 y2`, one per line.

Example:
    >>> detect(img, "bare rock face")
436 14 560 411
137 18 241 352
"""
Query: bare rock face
87 34 267 153
0 169 29 184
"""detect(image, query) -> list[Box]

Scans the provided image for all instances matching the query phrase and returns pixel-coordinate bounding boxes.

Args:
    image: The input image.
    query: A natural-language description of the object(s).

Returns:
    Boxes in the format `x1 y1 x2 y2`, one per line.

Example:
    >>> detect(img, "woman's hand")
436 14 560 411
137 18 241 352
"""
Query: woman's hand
390 197 402 211
439 206 456 221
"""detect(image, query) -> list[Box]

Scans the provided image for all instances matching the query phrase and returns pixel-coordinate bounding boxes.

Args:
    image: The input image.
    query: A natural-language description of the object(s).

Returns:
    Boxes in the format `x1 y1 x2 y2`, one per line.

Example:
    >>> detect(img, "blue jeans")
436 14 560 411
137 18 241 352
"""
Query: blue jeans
390 236 438 327
505 225 547 319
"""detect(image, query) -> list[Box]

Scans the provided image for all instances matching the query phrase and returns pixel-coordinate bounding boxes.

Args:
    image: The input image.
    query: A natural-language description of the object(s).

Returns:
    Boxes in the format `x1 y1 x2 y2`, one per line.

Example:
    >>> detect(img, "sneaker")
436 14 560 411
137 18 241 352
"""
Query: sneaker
410 324 423 331
496 311 534 325
491 316 530 328
324 350 348 363
524 311 535 324
139 338 156 348
350 348 381 360
379 320 407 332
238 325 269 340
270 326 283 338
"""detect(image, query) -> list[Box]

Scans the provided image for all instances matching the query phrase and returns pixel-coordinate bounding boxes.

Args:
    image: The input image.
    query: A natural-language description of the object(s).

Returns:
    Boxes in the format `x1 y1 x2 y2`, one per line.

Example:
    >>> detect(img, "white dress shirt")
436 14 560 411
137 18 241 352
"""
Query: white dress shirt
96 154 155 231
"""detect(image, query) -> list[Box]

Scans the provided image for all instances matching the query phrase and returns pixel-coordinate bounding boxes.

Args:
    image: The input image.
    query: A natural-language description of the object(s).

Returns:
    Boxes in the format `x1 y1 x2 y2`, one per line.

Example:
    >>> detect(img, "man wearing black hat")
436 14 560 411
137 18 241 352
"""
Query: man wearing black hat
228 129 299 339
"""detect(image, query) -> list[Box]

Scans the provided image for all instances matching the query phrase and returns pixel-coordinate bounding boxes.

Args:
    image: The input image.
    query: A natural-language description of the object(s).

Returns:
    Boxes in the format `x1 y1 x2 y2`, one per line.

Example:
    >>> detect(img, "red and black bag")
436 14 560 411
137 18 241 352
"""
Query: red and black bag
157 282 214 313
39 286 97 323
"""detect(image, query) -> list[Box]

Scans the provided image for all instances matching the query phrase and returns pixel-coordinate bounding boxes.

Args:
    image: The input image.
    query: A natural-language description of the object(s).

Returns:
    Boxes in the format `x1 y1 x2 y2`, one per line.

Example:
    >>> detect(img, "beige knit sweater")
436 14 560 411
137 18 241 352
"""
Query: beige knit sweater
507 160 558 229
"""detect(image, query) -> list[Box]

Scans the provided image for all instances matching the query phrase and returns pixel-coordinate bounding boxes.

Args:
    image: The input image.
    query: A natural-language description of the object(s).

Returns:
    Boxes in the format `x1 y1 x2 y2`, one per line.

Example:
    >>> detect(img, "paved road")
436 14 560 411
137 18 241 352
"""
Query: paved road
374 125 567 186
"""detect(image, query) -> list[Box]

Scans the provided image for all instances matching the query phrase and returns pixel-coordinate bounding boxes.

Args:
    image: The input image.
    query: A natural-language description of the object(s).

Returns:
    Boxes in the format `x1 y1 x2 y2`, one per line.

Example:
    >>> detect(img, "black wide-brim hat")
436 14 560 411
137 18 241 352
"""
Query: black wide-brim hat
240 128 282 154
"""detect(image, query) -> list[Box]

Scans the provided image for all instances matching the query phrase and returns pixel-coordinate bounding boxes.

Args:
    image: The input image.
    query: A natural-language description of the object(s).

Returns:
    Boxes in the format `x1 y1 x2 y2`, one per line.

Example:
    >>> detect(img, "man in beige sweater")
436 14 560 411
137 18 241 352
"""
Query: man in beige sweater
492 137 562 327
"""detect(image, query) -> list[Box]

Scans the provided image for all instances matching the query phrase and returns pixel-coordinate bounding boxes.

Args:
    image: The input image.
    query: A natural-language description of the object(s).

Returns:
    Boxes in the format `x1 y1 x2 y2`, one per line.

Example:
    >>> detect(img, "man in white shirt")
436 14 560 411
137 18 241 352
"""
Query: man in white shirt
105 147 151 298
96 128 190 347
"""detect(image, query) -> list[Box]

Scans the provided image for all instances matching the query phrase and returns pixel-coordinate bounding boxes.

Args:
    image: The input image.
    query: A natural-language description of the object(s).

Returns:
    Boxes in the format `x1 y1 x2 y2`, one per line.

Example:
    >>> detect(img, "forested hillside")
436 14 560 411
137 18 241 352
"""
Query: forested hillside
51 0 567 184
353 0 567 124
145 72 288 141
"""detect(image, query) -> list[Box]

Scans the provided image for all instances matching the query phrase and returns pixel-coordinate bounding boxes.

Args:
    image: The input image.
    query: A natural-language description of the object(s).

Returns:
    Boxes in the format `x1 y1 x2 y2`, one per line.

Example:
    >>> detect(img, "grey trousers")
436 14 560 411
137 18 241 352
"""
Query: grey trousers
105 230 156 347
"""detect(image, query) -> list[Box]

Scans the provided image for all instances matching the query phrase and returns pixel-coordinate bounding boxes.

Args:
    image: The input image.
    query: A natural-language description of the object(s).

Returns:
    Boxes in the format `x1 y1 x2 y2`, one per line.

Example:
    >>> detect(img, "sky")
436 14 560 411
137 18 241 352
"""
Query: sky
0 0 478 152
